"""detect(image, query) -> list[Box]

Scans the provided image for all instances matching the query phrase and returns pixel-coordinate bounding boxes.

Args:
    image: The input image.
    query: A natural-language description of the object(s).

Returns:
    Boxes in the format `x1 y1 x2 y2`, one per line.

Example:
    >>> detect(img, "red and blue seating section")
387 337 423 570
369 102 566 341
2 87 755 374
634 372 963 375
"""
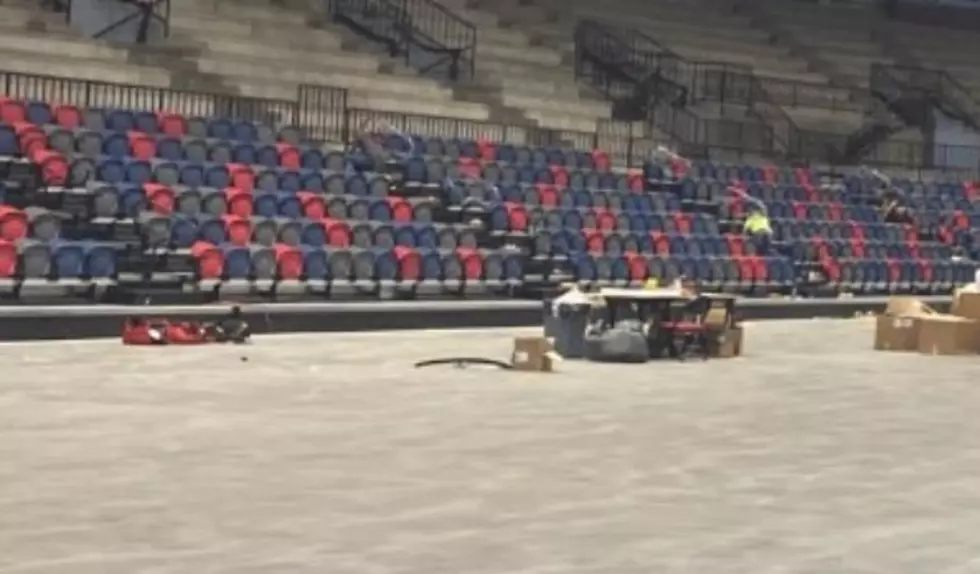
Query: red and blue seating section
0 93 976 296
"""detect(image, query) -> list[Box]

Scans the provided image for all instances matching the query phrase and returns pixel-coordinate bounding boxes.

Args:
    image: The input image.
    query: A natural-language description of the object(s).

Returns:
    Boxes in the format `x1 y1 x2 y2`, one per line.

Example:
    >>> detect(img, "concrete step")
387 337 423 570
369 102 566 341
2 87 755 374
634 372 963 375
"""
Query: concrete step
229 77 491 121
472 25 530 48
500 92 612 120
477 42 562 66
0 49 170 91
168 13 310 39
169 24 344 51
190 38 380 74
170 0 308 25
0 31 130 63
475 58 576 84
525 110 598 133
194 54 451 100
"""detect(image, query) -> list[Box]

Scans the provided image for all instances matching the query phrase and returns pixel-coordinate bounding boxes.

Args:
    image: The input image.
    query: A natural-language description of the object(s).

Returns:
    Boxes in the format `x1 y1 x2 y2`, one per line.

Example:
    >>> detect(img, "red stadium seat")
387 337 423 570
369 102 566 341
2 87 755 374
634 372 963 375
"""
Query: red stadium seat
964 181 979 200
591 149 610 172
477 138 496 162
651 231 669 255
157 112 187 137
0 239 17 278
762 165 778 184
31 149 69 186
144 183 176 214
0 98 27 124
273 243 303 280
885 258 901 285
458 156 481 179
127 131 156 160
791 200 807 220
669 157 688 179
624 252 647 282
190 241 223 279
455 247 484 281
582 229 603 254
53 104 82 129
827 201 843 221
221 214 252 246
393 245 421 281
549 165 569 187
296 191 326 219
848 221 865 242
536 183 559 208
850 238 867 258
627 170 644 192
226 162 254 191
13 122 46 156
794 167 811 186
594 208 616 232
951 210 969 230
918 258 933 283
672 212 691 235
276 143 301 170
224 187 253 218
0 206 28 241
385 196 414 222
503 202 528 232
322 218 352 247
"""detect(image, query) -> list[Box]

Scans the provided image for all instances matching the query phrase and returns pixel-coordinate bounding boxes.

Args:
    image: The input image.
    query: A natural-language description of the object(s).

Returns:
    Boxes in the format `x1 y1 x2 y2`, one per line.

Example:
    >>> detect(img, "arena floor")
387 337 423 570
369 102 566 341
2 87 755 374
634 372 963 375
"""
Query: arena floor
2 319 980 574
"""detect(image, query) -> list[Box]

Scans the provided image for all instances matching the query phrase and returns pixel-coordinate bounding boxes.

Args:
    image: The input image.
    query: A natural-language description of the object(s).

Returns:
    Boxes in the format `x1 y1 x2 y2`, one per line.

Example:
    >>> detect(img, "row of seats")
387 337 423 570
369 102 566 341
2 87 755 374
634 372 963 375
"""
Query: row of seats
0 98 295 143
147 214 485 251
69 184 435 222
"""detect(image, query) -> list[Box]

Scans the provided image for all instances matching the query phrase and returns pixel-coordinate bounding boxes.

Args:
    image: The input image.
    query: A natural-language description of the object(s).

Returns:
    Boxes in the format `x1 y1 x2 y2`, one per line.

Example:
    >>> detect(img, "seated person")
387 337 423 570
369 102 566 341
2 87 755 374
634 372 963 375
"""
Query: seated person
881 198 915 225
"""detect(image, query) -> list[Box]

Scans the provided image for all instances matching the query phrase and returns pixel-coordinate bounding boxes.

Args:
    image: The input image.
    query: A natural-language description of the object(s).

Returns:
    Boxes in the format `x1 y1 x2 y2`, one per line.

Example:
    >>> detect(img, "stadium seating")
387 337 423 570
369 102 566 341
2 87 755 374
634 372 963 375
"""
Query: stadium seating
1 0 979 302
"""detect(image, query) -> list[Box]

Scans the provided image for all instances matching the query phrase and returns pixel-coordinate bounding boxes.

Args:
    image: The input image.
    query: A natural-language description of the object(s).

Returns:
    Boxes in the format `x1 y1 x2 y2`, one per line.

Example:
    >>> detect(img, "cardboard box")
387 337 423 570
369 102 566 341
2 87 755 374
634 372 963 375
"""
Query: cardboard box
916 315 980 356
874 315 922 351
711 326 743 358
874 297 936 352
952 290 980 323
511 337 558 372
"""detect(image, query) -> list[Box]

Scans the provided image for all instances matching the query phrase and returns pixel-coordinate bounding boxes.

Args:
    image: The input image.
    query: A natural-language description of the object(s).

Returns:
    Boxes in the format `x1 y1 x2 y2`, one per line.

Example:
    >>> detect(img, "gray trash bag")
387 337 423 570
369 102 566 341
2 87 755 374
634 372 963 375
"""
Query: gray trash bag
584 324 650 363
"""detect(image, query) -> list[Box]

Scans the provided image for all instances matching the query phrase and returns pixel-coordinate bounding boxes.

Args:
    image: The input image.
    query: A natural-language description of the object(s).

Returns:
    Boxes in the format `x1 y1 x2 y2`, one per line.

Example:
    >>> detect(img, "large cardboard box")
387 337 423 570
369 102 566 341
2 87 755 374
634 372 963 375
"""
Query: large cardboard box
917 315 980 355
874 298 935 351
952 290 980 323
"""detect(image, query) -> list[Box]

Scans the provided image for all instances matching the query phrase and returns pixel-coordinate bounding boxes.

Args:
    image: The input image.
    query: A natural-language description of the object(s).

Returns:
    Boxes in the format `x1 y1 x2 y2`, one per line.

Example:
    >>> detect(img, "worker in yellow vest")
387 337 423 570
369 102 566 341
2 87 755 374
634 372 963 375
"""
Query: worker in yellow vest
743 207 772 255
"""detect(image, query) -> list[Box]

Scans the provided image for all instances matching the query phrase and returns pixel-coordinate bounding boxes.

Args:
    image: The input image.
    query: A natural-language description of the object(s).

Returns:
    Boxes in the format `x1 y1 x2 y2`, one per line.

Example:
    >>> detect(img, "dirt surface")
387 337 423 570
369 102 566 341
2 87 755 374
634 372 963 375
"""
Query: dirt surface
2 319 980 574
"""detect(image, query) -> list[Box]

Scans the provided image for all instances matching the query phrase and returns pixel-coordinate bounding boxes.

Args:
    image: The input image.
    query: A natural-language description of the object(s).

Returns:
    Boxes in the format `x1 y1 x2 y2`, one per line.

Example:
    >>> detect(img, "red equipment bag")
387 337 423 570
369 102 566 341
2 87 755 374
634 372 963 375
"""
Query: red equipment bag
122 318 170 345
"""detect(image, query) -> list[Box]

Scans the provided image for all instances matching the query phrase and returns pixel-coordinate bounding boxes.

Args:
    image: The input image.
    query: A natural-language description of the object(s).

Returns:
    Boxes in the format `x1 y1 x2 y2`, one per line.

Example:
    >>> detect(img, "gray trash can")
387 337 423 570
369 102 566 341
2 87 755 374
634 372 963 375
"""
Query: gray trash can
543 299 590 359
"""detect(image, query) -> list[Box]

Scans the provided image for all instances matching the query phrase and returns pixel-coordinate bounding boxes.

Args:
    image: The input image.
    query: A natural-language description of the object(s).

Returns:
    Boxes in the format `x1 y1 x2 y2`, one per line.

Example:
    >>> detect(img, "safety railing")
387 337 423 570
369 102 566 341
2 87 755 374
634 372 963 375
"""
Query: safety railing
326 0 475 81
2 68 977 173
0 70 347 144
79 0 172 43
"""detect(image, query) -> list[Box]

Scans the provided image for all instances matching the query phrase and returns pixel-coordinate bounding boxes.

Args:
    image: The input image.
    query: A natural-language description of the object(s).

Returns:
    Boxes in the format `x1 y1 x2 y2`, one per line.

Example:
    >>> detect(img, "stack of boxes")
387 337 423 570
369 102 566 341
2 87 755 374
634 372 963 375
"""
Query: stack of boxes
875 291 980 355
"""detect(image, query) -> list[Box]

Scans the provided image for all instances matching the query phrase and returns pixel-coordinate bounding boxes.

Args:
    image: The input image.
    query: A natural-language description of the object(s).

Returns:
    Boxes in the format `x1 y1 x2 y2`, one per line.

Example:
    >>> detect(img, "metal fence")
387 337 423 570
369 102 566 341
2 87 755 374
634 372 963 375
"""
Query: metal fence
2 68 979 173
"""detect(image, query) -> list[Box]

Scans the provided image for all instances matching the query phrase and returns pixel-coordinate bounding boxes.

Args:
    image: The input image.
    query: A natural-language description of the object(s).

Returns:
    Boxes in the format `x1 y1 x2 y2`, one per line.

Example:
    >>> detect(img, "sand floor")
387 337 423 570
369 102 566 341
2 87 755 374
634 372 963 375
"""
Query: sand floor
2 319 980 574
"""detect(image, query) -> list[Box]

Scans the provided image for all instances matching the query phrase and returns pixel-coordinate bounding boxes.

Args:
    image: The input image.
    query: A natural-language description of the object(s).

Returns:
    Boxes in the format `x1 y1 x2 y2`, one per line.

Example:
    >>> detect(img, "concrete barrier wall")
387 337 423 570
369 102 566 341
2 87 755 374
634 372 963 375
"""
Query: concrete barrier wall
0 296 953 341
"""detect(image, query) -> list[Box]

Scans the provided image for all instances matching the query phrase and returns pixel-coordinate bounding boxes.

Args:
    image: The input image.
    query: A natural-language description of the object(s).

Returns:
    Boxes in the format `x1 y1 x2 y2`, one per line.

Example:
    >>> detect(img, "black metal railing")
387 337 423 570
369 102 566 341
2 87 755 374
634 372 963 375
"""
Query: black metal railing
3 68 978 173
1 70 347 144
76 0 172 43
327 0 475 81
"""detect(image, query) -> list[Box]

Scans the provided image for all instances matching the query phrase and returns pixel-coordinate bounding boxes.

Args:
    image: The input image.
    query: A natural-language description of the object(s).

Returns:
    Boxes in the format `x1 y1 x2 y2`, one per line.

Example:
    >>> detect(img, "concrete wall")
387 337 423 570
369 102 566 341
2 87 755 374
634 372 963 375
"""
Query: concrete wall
69 0 165 43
